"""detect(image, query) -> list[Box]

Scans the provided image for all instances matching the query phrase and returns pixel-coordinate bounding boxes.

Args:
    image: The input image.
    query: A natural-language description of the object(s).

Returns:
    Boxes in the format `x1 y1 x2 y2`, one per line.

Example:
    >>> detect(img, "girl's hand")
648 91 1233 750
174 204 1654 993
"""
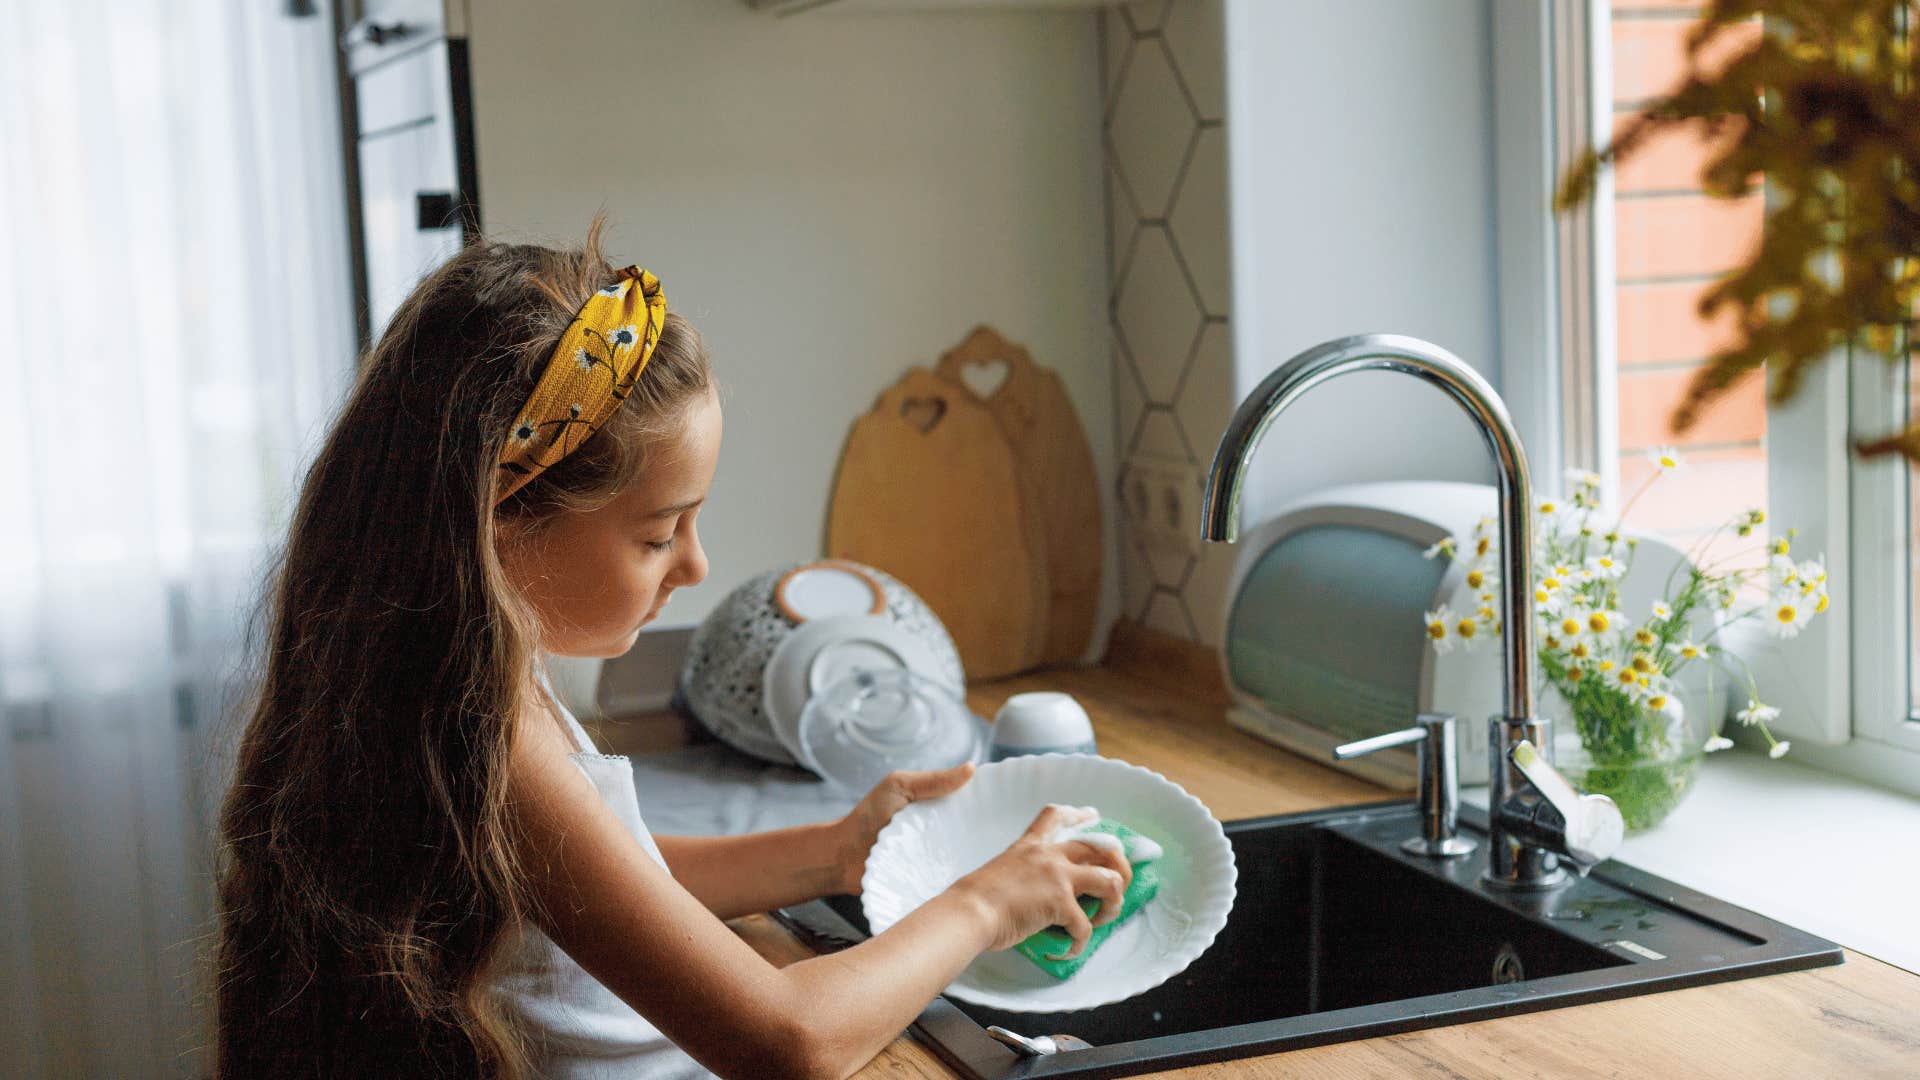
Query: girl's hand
835 763 977 894
947 804 1135 961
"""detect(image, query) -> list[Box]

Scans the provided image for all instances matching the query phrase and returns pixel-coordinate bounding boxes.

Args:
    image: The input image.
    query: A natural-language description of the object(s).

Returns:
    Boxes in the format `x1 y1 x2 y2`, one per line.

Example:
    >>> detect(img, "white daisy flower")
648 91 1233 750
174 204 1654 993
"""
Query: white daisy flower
1770 552 1797 585
1569 471 1604 510
1767 600 1807 638
1611 663 1649 701
607 324 641 349
1583 608 1625 639
1667 640 1705 661
1586 553 1627 579
1647 445 1684 473
1703 735 1734 752
1422 536 1458 560
1736 699 1781 726
509 418 538 448
1650 601 1672 621
1425 607 1456 654
575 347 597 371
1644 689 1681 717
1769 740 1792 759
598 280 629 297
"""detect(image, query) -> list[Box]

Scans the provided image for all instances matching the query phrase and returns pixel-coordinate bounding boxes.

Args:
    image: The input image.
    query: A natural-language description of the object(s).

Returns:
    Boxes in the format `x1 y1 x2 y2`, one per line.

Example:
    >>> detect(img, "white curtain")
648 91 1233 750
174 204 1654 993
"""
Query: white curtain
0 1 356 1075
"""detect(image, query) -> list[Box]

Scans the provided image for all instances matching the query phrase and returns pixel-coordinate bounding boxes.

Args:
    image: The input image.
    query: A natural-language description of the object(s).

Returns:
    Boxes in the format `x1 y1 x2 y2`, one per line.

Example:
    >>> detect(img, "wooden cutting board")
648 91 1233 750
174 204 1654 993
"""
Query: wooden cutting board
936 326 1102 666
826 367 1050 679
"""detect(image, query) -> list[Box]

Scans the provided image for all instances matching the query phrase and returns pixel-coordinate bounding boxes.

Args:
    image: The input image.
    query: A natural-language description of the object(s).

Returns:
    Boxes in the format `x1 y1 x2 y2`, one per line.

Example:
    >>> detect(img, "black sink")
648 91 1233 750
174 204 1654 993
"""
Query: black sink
777 800 1842 1078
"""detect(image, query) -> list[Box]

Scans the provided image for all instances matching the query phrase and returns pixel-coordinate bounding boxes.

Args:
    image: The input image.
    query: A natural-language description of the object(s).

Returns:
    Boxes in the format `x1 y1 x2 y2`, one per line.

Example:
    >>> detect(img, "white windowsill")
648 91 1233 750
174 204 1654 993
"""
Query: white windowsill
1467 751 1920 975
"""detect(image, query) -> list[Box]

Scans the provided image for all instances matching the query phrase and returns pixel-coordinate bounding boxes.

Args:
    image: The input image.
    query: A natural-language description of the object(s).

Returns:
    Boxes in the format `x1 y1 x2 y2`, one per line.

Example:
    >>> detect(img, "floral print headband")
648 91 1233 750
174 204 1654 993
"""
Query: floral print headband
494 265 666 506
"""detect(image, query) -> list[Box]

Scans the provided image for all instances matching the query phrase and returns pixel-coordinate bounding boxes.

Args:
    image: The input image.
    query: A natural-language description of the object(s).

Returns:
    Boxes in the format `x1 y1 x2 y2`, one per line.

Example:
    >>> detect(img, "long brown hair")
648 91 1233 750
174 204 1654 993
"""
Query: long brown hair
213 221 711 1077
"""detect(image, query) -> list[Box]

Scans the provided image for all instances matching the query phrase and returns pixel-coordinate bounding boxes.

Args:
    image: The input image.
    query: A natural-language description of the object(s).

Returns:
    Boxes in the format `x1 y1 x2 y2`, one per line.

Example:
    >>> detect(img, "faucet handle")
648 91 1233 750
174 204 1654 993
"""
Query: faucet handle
1334 715 1475 858
1503 739 1624 871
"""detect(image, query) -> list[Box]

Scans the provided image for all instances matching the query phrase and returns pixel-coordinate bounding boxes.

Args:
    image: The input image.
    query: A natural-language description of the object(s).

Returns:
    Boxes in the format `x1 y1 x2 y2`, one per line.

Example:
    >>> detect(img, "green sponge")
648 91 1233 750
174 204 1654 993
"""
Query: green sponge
1014 819 1163 980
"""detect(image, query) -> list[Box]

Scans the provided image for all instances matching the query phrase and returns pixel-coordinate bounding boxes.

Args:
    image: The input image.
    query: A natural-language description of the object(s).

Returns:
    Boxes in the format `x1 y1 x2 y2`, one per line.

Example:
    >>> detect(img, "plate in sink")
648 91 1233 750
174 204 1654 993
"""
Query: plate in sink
861 753 1237 1012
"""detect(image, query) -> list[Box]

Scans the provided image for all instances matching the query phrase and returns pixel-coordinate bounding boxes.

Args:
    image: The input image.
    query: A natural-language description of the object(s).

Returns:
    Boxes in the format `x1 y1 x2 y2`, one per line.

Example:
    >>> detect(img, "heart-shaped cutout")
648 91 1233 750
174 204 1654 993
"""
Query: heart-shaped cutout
900 395 947 433
958 358 1010 401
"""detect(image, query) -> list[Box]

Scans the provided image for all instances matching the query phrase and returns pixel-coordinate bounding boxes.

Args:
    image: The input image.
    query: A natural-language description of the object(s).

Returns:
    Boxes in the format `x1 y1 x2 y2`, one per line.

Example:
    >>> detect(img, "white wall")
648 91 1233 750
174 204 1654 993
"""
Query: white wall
466 1 1113 643
1223 0 1501 532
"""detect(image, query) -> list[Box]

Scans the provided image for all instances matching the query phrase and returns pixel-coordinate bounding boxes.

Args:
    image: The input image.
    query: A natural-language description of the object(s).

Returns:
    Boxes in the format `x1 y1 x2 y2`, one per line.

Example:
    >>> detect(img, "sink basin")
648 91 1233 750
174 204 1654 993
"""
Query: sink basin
776 800 1842 1078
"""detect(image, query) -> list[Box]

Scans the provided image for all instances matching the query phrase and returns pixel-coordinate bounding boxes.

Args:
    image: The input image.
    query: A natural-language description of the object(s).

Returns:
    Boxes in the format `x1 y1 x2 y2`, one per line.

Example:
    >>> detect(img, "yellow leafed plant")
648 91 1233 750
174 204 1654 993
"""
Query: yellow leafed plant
1557 0 1920 461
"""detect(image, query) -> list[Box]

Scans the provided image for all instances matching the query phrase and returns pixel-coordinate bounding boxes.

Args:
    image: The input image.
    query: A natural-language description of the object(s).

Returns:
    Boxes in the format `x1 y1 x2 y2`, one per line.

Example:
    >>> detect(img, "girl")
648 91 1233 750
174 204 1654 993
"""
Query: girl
214 224 1133 1080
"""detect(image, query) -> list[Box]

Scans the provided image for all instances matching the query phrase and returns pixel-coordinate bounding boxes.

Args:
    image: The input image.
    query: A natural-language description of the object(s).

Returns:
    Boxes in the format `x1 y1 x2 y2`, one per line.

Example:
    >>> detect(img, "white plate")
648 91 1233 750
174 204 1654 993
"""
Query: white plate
794 668 987 795
861 753 1238 1012
763 614 947 765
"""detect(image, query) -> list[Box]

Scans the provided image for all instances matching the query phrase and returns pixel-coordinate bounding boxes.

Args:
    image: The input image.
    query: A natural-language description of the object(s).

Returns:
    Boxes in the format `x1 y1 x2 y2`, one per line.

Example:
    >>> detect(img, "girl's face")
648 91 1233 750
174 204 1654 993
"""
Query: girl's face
498 388 722 659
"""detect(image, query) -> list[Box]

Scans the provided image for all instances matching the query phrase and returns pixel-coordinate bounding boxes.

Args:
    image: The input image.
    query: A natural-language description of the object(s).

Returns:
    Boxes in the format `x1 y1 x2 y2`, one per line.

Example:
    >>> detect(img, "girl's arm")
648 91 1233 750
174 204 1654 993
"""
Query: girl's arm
508 711 1128 1080
653 767 975 919
651 828 848 920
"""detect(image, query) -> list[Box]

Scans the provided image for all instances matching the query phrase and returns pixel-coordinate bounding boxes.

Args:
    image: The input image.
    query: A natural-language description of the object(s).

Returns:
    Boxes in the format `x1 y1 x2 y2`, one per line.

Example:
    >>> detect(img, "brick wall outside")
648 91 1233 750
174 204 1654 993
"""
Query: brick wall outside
1610 4 1769 562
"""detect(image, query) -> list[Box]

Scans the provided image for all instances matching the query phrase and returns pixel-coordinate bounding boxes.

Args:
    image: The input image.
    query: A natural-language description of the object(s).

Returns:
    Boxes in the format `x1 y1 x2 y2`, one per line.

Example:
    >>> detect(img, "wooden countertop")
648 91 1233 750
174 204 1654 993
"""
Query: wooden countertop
605 624 1920 1078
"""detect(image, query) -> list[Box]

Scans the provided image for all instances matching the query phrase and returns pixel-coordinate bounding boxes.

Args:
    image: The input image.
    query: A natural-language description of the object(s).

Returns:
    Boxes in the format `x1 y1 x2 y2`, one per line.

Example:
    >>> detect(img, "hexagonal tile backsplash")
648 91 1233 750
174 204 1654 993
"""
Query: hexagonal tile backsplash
1103 0 1235 647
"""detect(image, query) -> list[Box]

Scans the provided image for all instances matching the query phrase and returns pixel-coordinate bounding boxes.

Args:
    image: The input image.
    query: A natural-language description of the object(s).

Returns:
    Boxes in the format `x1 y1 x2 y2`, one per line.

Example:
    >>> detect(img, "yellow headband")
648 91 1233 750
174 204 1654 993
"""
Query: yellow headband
494 266 666 506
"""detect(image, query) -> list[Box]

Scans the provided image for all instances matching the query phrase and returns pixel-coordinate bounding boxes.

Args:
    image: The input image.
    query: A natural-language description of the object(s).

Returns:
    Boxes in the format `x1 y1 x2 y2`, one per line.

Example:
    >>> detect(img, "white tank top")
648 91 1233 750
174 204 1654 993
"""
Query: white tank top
488 680 714 1079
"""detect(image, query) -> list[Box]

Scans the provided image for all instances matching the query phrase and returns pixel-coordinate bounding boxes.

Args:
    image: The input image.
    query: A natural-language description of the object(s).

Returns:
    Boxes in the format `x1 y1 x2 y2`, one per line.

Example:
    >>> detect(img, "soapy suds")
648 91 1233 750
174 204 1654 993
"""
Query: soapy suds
1042 804 1165 863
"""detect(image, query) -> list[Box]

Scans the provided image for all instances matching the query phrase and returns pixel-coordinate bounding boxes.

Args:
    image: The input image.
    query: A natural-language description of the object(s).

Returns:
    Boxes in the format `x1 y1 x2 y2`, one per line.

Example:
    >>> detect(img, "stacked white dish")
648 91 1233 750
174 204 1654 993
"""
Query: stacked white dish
679 560 971 777
793 666 986 795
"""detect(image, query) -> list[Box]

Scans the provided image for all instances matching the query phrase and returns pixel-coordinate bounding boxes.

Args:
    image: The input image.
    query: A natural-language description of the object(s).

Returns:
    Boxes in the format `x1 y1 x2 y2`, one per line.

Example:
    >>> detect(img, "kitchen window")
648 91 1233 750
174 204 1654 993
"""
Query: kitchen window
1501 0 1919 791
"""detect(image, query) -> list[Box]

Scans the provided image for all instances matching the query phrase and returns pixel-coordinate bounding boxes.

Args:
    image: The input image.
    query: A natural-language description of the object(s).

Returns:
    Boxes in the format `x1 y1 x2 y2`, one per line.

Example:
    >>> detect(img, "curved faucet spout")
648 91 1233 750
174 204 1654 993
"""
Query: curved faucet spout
1199 333 1535 721
1202 333 1623 889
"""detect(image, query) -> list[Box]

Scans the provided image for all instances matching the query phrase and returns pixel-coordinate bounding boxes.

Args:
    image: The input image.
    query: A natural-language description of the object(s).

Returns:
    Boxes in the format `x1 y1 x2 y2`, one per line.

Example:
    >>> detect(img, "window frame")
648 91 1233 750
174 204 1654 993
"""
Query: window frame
1843 345 1916 750
1495 0 1616 504
1512 0 1920 794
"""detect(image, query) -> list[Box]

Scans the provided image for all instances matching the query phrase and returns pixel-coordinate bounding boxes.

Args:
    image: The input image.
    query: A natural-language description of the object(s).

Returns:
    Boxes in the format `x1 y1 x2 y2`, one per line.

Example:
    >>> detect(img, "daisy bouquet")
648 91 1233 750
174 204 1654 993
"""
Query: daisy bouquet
1419 448 1831 828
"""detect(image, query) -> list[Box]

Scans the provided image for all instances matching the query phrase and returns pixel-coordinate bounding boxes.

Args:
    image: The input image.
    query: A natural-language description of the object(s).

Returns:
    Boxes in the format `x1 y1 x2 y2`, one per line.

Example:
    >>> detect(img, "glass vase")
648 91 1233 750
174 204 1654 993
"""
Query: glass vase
1553 686 1708 832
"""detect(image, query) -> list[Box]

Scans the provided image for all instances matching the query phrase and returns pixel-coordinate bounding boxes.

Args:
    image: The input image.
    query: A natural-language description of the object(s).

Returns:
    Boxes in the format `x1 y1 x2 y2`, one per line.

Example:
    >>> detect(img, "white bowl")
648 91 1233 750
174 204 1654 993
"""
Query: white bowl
989 691 1098 759
861 753 1237 1013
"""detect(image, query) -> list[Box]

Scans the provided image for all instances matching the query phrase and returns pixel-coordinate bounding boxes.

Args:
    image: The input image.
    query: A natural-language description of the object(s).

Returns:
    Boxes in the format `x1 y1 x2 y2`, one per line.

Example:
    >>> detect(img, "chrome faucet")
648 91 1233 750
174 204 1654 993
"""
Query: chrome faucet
1200 333 1624 889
